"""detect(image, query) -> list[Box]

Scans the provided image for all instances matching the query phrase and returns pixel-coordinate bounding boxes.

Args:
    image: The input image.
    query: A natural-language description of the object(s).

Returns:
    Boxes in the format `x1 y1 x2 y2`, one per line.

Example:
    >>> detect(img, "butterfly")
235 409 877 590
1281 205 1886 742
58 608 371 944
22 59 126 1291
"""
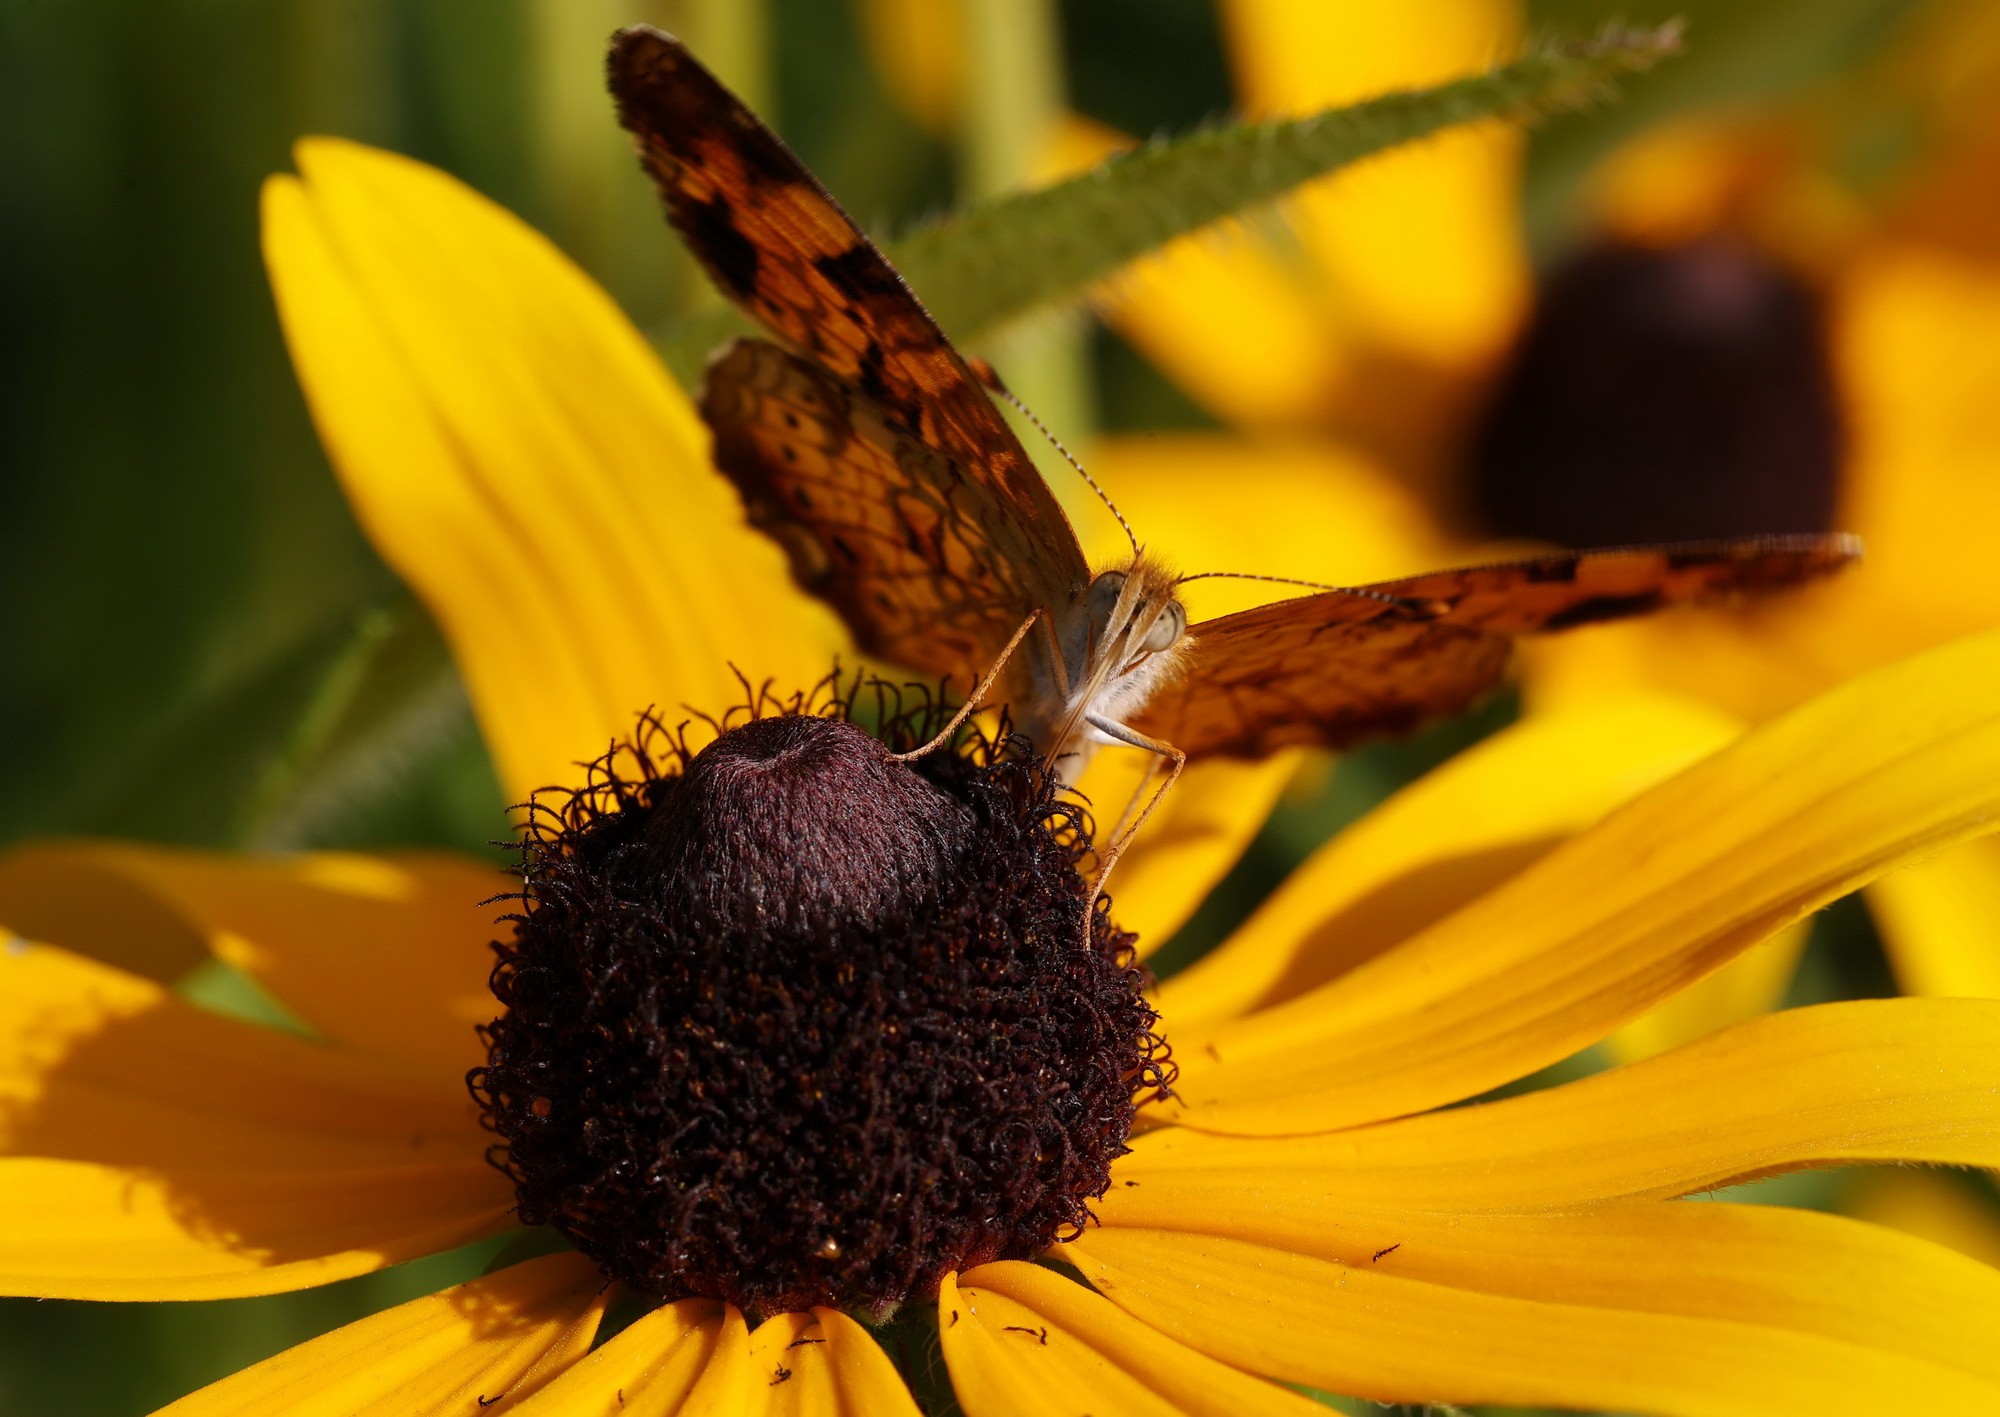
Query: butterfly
608 27 1859 857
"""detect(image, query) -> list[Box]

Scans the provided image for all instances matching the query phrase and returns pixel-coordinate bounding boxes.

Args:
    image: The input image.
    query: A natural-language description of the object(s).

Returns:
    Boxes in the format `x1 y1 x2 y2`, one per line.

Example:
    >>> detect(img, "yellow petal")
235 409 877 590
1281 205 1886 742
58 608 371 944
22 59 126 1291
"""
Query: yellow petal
1092 225 1351 432
1036 112 1132 187
262 139 843 802
0 941 476 1161
1220 0 1529 368
0 1156 512 1300
1161 693 1741 1030
154 1253 605 1415
1083 751 1299 957
1517 590 1865 729
1083 435 1444 615
944 1262 1325 1415
1040 114 1350 429
1842 1168 2000 1270
744 1310 920 1417
0 942 509 1298
510 1298 749 1417
0 841 501 1077
1586 118 1775 246
1163 629 2000 1132
1066 1226 2000 1413
1869 834 2000 997
1601 918 1812 1064
1583 116 1869 271
855 0 965 135
940 1271 1174 1417
1115 1001 2000 1208
1283 130 1526 375
1838 248 2000 628
1401 1202 2000 1385
1089 1187 2000 1386
1223 0 1515 122
0 845 209 982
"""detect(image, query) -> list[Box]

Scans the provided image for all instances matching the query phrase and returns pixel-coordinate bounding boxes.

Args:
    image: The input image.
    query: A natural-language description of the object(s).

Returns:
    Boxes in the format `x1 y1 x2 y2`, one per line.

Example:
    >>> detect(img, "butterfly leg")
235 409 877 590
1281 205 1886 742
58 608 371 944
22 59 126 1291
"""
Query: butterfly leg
1105 749 1163 849
892 608 1046 763
1079 713 1186 925
1037 609 1072 702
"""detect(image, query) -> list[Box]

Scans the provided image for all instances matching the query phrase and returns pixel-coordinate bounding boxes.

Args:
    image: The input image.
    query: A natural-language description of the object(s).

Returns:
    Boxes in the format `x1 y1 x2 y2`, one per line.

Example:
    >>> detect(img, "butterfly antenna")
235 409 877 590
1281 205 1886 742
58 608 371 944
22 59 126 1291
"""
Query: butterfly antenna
980 367 1141 559
1177 569 1435 613
1176 570 1345 592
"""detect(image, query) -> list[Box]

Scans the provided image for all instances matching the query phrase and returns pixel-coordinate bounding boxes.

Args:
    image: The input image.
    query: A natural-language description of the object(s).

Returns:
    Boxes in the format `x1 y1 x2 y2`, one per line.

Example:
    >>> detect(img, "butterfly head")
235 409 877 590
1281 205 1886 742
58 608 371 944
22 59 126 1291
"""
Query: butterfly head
1084 558 1188 674
1029 558 1189 780
1036 554 1192 773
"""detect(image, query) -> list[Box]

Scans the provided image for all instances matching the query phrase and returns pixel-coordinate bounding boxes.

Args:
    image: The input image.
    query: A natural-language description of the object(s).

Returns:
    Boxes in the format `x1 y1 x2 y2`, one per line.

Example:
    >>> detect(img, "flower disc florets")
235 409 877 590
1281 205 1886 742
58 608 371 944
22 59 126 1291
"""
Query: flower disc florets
472 684 1171 1317
1473 235 1841 545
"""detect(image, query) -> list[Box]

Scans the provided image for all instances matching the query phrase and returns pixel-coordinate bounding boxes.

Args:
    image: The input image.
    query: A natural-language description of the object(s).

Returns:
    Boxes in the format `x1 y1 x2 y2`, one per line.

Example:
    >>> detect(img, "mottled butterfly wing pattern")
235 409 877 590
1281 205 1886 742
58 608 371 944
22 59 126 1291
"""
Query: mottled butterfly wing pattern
703 338 1062 681
1369 535 1860 634
610 25 1862 795
1135 608 1507 759
609 26 1088 676
1136 537 1860 760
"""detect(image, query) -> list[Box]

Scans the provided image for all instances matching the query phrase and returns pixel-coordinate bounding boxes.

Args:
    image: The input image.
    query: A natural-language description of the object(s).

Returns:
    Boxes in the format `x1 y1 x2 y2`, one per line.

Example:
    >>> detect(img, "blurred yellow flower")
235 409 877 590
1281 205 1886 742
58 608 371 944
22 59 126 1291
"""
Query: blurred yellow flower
1519 107 2000 724
4 138 2000 1416
1030 0 2000 708
1056 0 1528 488
1008 0 2000 1047
1492 8 2000 1019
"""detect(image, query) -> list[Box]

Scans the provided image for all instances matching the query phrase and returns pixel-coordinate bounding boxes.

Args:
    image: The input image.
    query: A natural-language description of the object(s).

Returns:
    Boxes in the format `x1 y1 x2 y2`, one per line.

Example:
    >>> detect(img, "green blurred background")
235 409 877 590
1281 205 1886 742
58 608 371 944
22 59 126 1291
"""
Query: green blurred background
0 0 1957 1410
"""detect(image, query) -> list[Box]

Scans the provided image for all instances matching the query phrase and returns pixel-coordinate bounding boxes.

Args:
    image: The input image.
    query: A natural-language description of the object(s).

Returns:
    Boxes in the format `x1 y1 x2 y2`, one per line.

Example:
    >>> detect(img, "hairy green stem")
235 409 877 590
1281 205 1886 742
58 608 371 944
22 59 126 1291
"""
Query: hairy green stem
893 22 1681 343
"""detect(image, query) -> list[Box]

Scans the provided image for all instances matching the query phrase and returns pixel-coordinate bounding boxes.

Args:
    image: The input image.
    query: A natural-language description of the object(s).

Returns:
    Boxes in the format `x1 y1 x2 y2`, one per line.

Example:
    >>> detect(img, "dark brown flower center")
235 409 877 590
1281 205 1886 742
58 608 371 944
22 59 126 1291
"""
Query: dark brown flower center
472 695 1169 1318
1470 236 1843 545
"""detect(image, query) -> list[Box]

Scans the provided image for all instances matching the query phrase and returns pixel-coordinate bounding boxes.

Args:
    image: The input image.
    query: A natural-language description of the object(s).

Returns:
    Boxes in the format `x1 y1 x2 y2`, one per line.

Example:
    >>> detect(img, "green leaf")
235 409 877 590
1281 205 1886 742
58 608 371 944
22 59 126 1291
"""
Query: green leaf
655 22 1679 379
897 23 1680 342
228 594 503 854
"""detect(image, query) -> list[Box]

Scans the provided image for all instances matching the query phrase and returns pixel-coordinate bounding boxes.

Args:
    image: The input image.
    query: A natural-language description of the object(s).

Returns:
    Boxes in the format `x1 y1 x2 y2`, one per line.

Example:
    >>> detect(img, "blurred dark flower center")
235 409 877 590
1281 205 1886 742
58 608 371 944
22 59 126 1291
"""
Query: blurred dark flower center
471 692 1170 1318
1470 236 1843 546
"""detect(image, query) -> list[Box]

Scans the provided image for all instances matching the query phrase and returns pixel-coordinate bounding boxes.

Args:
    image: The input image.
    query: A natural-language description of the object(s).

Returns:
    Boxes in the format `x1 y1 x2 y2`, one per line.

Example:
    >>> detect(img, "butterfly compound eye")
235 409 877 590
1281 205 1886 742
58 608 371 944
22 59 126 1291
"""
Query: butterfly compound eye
1143 600 1187 653
1086 571 1128 636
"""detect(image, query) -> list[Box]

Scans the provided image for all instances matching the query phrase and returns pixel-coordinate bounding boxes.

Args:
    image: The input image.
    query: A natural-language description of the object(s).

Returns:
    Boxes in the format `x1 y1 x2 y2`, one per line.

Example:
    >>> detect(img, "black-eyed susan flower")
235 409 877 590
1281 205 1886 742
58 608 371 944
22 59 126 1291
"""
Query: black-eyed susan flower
477 692 1172 1322
6 137 2000 1416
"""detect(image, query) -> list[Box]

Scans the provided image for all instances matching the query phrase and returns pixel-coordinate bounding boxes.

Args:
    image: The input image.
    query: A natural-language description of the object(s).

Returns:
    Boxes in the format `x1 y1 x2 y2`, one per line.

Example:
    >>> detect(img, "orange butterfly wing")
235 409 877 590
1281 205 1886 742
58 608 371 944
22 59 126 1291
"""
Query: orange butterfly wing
1135 536 1860 759
702 338 1066 682
609 26 1088 675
